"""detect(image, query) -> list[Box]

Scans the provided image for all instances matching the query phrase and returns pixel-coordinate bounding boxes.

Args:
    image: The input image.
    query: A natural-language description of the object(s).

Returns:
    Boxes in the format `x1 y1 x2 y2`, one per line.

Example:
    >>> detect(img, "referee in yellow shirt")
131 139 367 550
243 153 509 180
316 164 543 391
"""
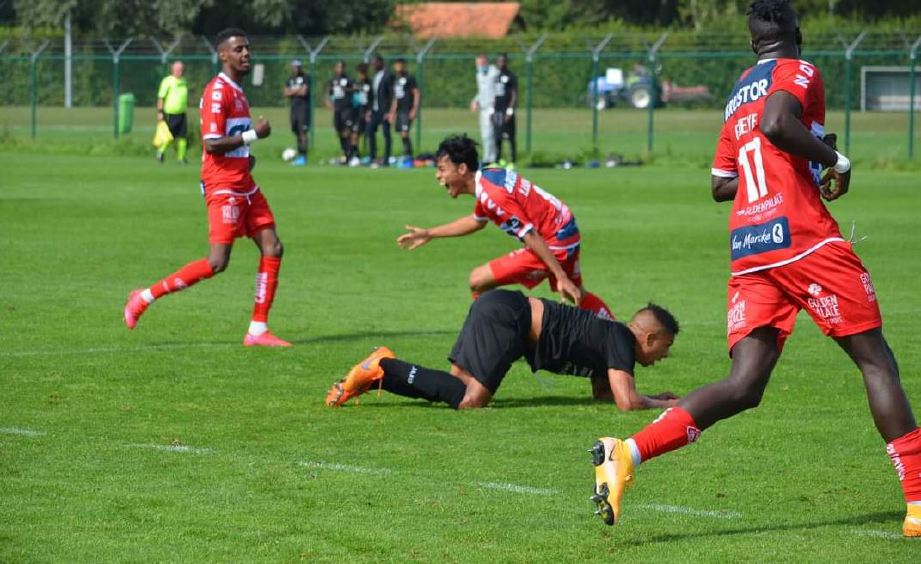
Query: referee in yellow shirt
156 61 189 163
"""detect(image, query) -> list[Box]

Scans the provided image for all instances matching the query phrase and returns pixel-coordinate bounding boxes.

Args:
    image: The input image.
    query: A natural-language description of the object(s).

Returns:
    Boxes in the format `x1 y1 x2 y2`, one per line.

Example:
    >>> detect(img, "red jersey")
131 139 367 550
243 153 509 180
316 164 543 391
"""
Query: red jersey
199 72 256 195
473 168 580 251
711 58 843 276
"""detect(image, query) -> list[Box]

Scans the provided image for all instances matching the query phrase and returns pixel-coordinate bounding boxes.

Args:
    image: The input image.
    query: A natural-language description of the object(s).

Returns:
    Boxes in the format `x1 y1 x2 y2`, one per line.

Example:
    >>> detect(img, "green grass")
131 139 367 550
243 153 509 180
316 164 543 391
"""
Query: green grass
2 145 921 560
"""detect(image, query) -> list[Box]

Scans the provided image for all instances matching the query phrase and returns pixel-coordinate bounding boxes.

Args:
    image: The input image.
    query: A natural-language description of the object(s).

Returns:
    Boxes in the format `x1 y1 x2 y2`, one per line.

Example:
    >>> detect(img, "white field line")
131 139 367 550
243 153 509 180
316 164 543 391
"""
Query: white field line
299 460 393 476
475 481 559 495
1 343 234 358
635 503 742 520
126 443 213 454
849 529 905 540
0 427 45 437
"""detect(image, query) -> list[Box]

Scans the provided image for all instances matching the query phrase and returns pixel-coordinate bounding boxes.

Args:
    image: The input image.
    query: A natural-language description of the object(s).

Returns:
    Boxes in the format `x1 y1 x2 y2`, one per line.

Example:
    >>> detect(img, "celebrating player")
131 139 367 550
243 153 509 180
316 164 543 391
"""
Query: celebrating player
397 134 614 319
589 0 921 537
123 28 291 347
325 60 356 165
387 58 419 166
326 289 679 410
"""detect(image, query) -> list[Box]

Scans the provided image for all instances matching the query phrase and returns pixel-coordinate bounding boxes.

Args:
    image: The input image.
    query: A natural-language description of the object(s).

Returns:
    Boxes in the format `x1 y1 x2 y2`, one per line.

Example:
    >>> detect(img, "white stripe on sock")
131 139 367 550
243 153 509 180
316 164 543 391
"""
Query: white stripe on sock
248 321 267 336
141 289 155 303
626 438 642 467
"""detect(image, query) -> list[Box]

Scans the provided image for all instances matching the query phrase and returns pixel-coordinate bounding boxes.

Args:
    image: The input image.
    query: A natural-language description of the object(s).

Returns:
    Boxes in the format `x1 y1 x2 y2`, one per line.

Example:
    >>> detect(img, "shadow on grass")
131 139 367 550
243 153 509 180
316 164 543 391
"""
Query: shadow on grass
289 329 454 346
622 510 905 546
350 395 595 409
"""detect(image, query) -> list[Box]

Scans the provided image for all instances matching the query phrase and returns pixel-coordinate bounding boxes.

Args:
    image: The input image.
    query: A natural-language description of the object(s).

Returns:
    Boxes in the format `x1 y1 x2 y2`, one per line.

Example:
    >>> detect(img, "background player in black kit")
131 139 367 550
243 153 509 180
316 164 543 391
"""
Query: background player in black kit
387 57 420 165
351 62 373 166
326 289 679 410
283 59 310 166
325 60 356 164
492 53 518 164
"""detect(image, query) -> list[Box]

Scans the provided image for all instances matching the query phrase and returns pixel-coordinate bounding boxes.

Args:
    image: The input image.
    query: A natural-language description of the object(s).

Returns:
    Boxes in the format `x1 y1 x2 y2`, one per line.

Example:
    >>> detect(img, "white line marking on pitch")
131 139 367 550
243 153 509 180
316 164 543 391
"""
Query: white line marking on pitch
476 481 558 495
849 529 904 540
1 343 234 358
126 443 213 454
636 503 742 519
299 461 392 476
0 427 45 437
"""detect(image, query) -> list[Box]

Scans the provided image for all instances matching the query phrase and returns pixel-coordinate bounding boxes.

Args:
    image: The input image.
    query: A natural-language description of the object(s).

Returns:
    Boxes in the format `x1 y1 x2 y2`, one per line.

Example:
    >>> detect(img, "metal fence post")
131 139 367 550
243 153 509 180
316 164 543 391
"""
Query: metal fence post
524 34 547 155
30 41 50 139
363 36 383 63
304 36 330 151
591 34 613 151
908 35 921 159
646 33 668 155
415 38 436 152
105 39 133 139
843 31 866 155
201 36 219 75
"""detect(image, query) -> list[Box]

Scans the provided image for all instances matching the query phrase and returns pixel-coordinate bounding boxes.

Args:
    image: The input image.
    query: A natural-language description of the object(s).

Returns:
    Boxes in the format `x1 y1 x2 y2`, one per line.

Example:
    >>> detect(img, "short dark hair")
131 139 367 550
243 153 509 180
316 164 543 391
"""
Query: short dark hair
747 0 797 33
641 303 680 336
373 54 384 64
215 28 246 48
436 134 479 171
395 57 407 65
357 62 368 73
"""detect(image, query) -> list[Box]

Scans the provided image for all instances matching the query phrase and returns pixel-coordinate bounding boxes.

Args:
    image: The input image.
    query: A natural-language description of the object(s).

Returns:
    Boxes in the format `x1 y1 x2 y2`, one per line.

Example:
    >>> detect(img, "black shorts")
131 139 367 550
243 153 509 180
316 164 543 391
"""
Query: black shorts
164 113 187 139
290 106 310 133
448 289 532 394
334 108 356 132
394 110 412 133
491 111 516 139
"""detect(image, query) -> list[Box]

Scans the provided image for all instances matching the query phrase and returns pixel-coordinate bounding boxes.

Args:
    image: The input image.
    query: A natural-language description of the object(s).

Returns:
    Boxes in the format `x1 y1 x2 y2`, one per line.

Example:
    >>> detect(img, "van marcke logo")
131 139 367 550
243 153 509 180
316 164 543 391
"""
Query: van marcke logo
807 283 823 297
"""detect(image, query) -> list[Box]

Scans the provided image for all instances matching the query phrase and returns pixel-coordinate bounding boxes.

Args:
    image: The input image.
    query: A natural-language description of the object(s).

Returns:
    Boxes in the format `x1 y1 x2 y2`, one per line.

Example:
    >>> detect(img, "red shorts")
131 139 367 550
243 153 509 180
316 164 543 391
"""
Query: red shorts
205 189 276 244
726 241 882 353
488 245 582 291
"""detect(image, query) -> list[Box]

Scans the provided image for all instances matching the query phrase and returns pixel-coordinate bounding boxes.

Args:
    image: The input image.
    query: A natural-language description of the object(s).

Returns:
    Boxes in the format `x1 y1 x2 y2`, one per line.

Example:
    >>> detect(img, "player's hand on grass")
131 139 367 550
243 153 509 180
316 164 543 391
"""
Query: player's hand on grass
557 277 583 306
651 391 679 401
254 116 271 139
397 225 431 250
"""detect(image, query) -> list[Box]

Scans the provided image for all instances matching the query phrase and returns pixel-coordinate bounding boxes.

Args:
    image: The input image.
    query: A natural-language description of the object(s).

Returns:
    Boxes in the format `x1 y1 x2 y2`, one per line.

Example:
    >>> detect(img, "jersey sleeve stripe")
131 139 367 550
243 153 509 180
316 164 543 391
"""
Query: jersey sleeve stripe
516 223 534 239
711 168 739 178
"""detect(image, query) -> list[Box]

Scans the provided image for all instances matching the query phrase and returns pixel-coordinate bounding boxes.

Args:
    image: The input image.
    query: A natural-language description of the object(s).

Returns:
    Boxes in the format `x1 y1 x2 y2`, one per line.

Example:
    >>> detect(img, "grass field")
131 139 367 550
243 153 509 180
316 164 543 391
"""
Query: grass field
2 116 921 561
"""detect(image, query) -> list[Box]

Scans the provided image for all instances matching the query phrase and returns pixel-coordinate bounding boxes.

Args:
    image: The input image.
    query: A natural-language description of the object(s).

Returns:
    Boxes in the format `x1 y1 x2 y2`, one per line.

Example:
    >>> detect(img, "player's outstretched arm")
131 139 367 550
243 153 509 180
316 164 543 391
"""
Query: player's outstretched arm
761 91 850 200
396 216 486 250
605 369 679 411
520 231 582 305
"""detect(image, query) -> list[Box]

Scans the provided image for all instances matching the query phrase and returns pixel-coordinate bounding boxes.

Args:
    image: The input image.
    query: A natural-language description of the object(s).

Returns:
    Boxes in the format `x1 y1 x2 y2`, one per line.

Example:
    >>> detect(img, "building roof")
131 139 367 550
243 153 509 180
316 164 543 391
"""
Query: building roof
393 3 522 39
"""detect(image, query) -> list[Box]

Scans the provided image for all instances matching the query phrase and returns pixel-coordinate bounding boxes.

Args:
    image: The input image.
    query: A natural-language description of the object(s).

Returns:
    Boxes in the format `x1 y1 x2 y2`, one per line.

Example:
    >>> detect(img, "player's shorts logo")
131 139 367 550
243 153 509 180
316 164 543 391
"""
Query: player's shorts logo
727 298 747 333
807 293 842 325
222 204 240 224
859 272 877 302
807 283 823 297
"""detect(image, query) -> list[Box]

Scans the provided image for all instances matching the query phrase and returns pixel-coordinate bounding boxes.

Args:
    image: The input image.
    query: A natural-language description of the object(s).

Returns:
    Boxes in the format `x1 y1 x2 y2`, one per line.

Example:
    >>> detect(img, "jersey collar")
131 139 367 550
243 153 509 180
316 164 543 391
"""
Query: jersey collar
218 72 244 92
474 170 483 198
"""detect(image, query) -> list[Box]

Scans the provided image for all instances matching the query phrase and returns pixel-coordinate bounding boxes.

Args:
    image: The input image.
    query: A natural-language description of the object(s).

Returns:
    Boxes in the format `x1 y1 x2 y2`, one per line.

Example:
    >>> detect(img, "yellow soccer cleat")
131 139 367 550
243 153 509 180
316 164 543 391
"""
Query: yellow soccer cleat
904 503 921 538
589 437 634 526
325 346 395 407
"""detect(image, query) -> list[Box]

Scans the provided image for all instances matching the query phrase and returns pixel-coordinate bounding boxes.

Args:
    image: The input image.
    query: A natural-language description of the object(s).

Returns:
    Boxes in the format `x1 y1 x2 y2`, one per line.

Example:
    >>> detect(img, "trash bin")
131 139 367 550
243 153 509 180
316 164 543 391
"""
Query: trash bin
118 93 135 134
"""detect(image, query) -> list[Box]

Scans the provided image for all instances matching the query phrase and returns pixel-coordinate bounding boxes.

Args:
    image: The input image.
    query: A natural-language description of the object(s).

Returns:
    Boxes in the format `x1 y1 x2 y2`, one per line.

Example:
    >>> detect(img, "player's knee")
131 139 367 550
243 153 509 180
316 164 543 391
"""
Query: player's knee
727 380 766 411
264 239 284 258
209 255 229 273
468 268 492 293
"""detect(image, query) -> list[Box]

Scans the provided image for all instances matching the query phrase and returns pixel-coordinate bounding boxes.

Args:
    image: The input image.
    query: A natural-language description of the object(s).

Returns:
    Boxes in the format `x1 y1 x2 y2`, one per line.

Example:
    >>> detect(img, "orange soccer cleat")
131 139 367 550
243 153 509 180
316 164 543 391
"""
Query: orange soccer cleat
904 503 921 538
123 289 150 330
243 330 292 347
590 437 635 526
325 346 396 407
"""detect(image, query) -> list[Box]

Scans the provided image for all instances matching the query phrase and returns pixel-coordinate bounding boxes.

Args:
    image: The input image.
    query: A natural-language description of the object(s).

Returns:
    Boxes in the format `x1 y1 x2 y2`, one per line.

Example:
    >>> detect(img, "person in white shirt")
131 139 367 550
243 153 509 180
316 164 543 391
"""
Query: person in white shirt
470 53 500 164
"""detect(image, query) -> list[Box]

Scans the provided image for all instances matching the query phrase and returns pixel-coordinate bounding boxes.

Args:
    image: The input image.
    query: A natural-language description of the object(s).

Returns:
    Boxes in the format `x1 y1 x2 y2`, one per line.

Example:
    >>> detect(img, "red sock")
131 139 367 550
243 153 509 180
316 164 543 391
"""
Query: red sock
630 407 700 463
252 256 281 323
579 291 614 320
887 428 921 503
149 259 214 299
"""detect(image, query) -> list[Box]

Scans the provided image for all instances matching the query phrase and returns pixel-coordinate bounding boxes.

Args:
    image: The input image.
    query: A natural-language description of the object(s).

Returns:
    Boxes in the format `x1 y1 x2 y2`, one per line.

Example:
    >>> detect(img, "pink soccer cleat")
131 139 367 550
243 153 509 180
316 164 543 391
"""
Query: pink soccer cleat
243 330 292 347
123 289 150 330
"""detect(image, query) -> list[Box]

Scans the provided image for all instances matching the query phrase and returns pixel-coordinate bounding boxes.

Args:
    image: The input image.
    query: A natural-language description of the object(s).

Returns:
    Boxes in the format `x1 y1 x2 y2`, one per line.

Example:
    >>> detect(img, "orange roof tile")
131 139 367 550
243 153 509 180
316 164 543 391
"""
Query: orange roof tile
394 3 522 39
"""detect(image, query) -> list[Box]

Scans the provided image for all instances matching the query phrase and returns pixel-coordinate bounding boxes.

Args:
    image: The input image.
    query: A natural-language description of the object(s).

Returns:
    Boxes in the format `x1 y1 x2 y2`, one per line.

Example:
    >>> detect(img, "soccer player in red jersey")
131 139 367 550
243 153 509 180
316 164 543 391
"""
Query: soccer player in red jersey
590 0 921 536
123 28 290 347
397 134 614 319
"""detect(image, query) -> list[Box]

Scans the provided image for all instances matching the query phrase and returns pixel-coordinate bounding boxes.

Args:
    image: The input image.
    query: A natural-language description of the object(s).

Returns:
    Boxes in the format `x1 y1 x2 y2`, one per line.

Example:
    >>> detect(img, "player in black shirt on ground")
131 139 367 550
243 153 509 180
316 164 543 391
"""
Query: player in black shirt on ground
492 53 518 163
326 289 679 410
387 57 420 165
283 60 310 166
351 62 373 166
325 60 356 164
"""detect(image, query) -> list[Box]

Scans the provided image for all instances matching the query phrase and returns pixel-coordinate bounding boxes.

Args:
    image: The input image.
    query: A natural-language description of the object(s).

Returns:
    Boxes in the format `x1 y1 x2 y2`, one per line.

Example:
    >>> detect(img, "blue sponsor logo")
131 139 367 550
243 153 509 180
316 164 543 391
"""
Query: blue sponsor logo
724 60 775 122
730 216 791 260
555 217 579 240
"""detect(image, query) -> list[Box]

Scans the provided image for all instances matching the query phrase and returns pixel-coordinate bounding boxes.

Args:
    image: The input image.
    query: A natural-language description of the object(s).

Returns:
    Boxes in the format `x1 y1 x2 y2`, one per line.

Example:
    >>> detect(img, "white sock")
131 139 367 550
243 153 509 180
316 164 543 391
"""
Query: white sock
625 438 642 467
140 289 155 303
248 321 267 336
909 501 921 506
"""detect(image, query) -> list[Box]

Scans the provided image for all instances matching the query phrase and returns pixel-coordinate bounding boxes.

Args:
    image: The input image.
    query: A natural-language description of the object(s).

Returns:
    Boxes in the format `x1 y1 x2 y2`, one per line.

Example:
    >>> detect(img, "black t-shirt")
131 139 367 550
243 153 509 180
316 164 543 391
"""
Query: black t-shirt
527 300 636 379
354 78 372 113
494 69 517 112
328 75 353 112
286 74 310 111
392 73 417 112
